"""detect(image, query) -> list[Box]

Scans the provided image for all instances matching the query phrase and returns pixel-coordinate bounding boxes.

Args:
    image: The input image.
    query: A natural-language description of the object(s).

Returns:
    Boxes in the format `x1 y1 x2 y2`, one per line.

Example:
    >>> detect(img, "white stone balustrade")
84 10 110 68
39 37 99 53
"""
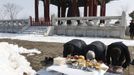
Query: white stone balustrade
51 11 127 38
0 19 30 33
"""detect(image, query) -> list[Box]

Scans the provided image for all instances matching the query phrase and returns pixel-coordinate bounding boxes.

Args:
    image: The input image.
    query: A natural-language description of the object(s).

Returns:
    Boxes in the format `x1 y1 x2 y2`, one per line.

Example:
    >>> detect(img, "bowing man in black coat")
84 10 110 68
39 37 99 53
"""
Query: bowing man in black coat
106 42 131 69
85 41 106 62
129 20 134 39
63 39 87 57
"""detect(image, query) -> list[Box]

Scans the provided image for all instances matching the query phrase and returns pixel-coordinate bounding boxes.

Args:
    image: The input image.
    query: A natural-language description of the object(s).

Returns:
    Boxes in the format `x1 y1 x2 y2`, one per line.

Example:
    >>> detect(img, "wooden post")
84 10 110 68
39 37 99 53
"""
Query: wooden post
88 0 94 16
84 0 87 16
35 0 39 22
93 0 98 16
61 0 66 17
100 0 106 16
44 0 50 25
58 5 61 25
58 0 61 18
100 0 106 23
58 6 61 18
71 0 77 17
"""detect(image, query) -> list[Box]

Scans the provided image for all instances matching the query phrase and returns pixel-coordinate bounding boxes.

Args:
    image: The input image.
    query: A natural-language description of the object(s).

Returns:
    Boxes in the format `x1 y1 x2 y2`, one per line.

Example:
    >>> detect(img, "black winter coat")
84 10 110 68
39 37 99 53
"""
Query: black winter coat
106 42 131 68
63 39 87 57
129 22 134 34
85 41 106 62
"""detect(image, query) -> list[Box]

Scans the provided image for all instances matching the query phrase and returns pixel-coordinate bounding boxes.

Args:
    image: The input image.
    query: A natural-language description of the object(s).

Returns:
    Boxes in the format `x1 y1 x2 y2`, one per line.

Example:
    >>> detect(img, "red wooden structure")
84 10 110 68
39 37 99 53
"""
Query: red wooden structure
31 0 106 26
30 0 50 26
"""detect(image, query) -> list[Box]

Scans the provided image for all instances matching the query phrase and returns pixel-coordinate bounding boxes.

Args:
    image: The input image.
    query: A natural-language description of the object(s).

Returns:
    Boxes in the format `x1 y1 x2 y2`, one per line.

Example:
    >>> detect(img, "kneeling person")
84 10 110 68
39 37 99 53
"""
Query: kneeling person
63 39 87 57
106 42 131 70
85 41 106 62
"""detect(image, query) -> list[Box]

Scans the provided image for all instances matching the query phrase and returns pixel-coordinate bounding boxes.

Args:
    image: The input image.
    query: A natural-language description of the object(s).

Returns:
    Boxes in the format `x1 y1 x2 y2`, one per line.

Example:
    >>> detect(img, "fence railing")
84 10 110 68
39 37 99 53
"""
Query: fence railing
51 11 126 38
0 19 30 33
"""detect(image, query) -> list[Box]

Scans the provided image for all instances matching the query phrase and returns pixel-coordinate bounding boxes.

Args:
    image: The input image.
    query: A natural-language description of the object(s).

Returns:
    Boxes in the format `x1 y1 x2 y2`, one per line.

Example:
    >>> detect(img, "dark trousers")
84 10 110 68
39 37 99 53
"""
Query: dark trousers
130 33 134 39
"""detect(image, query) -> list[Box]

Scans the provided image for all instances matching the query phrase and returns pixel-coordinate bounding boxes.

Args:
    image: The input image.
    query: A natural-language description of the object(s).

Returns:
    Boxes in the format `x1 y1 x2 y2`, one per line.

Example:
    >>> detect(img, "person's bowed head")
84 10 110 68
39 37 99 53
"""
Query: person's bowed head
86 50 97 63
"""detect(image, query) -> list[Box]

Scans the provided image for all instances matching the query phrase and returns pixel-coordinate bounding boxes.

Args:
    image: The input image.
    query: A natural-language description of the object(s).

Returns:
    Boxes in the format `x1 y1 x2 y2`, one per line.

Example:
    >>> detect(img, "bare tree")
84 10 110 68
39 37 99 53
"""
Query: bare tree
3 3 23 20
0 8 5 20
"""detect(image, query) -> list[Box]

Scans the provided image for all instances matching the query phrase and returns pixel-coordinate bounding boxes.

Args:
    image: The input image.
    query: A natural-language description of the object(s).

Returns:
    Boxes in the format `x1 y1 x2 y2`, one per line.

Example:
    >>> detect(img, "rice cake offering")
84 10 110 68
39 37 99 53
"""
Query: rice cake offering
53 57 66 65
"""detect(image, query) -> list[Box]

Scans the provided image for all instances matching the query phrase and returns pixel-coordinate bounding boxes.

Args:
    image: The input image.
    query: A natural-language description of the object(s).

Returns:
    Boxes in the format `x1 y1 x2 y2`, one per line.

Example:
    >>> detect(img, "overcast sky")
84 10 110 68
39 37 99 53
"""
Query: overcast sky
0 0 134 24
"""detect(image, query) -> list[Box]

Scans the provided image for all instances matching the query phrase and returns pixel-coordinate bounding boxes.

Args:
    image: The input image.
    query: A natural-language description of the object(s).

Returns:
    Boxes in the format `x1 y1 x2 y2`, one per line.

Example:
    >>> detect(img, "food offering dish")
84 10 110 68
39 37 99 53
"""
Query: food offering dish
66 55 108 72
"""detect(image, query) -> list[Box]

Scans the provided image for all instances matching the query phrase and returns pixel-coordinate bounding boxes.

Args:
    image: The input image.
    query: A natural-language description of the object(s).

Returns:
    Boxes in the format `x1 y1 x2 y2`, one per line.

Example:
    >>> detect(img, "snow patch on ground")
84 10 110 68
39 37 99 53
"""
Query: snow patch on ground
0 42 41 75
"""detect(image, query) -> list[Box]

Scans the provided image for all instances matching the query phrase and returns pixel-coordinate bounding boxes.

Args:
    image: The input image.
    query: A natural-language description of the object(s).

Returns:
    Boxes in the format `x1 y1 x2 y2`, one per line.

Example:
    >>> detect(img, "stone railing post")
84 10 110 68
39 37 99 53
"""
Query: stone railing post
61 20 67 26
51 14 57 26
71 20 78 26
29 16 32 25
121 11 127 26
120 11 126 38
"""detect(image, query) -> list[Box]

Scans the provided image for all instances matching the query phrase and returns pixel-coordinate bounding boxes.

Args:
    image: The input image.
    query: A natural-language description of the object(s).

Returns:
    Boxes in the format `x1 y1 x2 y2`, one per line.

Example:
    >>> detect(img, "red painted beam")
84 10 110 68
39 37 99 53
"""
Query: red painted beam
93 0 98 16
88 0 94 16
100 0 106 23
35 0 39 22
71 0 78 17
84 0 87 16
58 6 61 18
44 0 50 25
61 0 66 17
100 0 106 16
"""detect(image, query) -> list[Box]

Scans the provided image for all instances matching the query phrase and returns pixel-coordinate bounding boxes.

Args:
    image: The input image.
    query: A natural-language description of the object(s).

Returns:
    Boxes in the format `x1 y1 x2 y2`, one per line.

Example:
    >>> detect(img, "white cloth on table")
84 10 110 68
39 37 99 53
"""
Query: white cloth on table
105 72 123 75
46 65 107 75
37 67 62 75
